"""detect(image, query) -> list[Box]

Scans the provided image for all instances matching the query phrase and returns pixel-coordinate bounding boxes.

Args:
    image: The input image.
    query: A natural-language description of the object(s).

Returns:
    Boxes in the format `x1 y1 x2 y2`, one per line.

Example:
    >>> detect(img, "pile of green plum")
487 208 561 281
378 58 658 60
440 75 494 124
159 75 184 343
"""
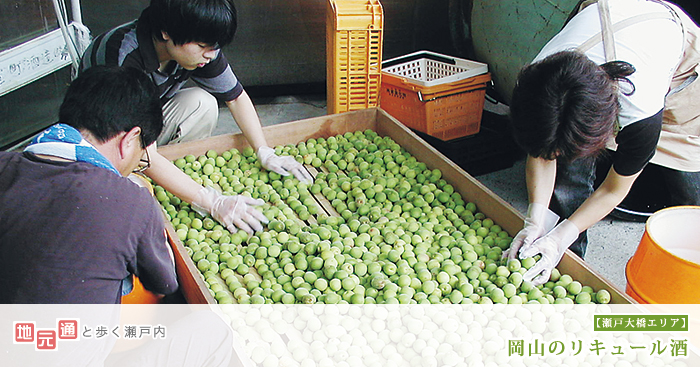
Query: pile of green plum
154 129 612 305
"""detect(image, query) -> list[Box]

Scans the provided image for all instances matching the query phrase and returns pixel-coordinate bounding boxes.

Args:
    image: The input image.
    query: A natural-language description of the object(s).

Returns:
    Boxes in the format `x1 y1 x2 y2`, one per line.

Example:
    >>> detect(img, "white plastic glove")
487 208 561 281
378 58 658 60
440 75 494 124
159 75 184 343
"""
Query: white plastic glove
191 186 269 236
503 203 560 261
519 219 580 286
257 146 313 184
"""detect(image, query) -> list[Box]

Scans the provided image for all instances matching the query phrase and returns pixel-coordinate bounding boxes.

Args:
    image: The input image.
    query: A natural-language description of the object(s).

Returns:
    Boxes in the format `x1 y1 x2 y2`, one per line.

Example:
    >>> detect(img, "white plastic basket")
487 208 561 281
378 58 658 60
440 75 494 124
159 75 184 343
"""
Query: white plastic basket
381 50 488 87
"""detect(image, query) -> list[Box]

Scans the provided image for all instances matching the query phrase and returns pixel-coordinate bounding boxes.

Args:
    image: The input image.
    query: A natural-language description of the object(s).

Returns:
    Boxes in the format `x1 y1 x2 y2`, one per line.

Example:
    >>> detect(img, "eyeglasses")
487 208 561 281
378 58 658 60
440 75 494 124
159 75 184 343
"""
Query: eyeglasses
133 148 151 173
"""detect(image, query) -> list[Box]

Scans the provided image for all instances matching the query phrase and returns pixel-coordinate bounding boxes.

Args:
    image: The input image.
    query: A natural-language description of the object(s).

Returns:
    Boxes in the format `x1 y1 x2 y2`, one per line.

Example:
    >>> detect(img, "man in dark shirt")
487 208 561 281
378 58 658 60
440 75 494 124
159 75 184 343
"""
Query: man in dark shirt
0 66 178 304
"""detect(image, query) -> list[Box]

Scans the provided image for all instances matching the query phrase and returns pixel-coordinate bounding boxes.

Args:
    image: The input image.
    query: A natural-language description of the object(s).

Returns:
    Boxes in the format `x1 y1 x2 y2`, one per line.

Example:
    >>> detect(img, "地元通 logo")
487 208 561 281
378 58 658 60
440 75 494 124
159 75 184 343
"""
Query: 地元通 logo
13 319 80 351
12 318 166 352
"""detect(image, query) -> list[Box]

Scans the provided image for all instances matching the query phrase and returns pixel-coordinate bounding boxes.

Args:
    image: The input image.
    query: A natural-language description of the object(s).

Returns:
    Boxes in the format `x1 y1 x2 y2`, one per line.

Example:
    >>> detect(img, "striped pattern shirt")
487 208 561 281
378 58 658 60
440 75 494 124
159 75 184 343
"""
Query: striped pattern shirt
80 18 243 103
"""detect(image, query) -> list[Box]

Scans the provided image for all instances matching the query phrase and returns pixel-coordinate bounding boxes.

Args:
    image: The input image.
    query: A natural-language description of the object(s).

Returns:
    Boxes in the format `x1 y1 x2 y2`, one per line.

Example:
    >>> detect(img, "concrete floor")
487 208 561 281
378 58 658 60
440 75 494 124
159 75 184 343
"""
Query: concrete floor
213 94 646 293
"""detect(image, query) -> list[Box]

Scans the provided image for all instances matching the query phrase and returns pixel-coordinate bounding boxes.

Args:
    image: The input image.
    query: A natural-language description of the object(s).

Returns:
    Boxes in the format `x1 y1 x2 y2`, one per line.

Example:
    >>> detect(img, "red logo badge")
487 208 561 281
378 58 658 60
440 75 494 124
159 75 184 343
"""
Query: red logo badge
14 322 35 343
58 320 79 340
36 330 57 351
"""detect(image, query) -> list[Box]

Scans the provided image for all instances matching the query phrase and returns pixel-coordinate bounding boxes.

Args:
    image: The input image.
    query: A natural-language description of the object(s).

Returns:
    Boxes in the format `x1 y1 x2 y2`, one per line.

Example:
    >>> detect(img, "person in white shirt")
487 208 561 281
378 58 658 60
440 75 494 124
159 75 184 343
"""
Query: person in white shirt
506 0 700 285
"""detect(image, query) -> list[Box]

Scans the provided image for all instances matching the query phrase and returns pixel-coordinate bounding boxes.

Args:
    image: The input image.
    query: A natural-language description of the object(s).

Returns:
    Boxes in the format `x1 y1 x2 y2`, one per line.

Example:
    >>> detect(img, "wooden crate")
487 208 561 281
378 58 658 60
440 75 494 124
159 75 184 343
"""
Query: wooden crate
158 108 634 305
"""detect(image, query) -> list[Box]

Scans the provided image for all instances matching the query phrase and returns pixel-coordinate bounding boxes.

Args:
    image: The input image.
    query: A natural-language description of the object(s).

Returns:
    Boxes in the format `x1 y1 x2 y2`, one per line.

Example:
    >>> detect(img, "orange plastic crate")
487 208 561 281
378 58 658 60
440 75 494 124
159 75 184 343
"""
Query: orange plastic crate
380 51 490 141
326 0 383 114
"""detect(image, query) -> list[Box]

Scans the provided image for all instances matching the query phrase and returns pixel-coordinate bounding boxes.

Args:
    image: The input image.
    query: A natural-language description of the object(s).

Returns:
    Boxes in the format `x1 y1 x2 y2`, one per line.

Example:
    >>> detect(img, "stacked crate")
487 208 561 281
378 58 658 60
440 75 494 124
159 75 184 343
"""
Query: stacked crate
326 0 384 114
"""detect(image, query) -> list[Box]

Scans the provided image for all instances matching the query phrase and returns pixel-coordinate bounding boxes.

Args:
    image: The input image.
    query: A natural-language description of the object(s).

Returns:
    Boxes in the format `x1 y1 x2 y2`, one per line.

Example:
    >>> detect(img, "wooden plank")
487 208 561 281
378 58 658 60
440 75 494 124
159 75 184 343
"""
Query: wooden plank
373 109 634 304
305 212 319 226
166 218 257 304
306 166 341 218
158 109 379 161
157 107 633 304
128 173 216 304
158 133 250 162
315 192 341 218
559 251 634 304
164 223 216 304
260 108 378 147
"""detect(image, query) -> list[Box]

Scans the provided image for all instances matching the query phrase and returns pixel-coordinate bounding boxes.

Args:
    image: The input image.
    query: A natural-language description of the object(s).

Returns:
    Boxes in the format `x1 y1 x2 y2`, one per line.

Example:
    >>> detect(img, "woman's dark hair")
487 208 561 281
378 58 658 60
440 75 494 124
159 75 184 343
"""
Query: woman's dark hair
510 50 635 162
142 0 237 48
59 66 163 148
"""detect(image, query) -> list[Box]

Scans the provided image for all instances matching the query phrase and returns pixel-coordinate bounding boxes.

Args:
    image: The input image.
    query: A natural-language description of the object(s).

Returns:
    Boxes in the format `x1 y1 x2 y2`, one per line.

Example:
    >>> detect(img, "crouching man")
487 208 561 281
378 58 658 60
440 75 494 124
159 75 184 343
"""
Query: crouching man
0 66 178 303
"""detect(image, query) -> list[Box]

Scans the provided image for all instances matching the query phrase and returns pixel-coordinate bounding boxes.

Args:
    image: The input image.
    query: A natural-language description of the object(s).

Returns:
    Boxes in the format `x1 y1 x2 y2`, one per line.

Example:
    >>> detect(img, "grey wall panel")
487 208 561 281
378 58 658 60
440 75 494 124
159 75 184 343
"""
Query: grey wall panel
468 0 699 104
1 0 461 147
470 0 579 104
0 0 58 49
0 0 65 149
0 70 70 149
81 0 458 88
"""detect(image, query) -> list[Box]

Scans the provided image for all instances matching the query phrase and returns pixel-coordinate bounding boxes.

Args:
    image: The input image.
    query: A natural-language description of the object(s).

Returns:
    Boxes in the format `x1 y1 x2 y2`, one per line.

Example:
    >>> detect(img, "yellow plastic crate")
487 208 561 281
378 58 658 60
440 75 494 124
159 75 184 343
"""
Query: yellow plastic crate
326 0 383 114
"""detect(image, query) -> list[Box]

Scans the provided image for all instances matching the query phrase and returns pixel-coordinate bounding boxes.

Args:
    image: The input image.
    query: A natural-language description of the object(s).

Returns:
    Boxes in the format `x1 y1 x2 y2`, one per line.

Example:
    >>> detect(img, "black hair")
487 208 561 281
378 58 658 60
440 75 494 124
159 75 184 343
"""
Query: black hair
59 66 163 148
142 0 237 48
600 60 636 95
510 50 634 162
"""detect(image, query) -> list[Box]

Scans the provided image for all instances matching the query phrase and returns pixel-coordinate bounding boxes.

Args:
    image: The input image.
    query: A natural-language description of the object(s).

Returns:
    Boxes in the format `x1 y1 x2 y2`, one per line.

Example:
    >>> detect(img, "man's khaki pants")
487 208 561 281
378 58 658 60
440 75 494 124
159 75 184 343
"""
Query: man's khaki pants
158 87 219 146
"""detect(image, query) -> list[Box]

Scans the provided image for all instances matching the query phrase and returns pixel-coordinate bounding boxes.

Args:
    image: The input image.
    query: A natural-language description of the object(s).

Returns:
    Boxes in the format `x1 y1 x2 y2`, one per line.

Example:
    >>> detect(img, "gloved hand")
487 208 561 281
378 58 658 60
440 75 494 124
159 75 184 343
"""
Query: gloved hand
503 203 560 261
191 186 268 236
519 219 580 286
257 146 313 184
